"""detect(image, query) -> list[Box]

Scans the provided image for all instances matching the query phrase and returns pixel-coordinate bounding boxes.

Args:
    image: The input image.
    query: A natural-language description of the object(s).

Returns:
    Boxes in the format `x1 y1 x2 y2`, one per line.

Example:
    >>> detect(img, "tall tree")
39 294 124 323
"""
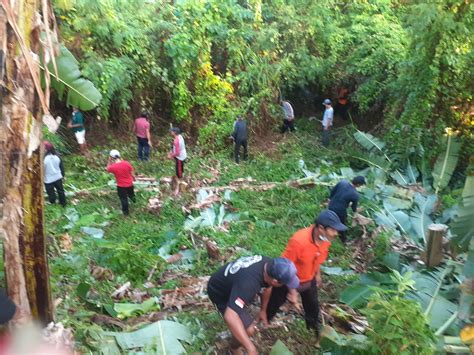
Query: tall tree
0 0 53 323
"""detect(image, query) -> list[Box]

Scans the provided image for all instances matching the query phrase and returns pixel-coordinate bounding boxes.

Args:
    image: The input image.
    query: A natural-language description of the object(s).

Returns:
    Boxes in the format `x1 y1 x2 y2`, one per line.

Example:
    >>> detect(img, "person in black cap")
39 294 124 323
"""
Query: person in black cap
328 175 366 243
207 256 299 355
231 116 248 163
261 210 347 338
0 289 17 325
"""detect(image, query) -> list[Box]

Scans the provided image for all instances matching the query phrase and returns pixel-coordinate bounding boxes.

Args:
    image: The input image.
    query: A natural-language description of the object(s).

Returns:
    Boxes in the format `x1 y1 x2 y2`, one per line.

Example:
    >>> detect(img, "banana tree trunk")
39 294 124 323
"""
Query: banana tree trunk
0 0 53 324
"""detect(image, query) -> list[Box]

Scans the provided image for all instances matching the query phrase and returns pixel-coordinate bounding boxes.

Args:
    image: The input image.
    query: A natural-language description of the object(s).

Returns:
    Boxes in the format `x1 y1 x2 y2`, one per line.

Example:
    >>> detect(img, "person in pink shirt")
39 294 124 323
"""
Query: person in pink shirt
134 112 152 161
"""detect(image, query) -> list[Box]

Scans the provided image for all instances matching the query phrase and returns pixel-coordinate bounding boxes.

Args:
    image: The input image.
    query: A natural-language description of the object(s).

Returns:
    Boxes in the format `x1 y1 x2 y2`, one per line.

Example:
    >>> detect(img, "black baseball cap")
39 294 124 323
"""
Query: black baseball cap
170 127 181 134
315 210 348 231
267 257 300 289
352 176 366 185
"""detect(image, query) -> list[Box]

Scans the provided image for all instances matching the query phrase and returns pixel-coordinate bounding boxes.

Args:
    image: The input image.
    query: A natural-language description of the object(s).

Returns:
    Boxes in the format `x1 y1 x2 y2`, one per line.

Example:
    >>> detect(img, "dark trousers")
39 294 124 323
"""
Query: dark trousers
322 129 330 147
45 179 66 206
175 158 185 178
117 186 135 215
281 119 295 133
333 210 347 243
266 279 320 332
337 104 349 121
234 139 248 163
137 137 150 161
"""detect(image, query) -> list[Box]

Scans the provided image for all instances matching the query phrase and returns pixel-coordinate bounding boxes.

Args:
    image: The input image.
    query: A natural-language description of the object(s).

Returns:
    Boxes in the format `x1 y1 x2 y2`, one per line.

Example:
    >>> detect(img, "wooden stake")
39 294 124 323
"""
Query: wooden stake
424 224 448 267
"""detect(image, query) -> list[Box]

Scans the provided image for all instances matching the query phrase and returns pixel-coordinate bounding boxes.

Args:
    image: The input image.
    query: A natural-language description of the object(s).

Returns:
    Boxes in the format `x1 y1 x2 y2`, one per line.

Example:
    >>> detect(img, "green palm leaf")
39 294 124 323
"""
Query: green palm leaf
354 130 386 153
46 45 102 111
450 173 474 251
432 135 461 194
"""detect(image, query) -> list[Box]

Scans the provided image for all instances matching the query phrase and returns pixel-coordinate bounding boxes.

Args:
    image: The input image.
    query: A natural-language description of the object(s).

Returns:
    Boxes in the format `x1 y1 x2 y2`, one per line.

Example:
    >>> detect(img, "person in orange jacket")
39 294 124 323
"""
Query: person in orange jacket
259 210 347 337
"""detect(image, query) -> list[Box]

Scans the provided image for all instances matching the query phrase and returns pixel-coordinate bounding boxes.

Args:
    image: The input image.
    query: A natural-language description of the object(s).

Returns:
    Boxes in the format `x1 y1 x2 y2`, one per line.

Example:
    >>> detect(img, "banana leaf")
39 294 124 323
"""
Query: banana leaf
270 340 293 355
405 159 420 184
407 269 457 330
409 193 437 243
432 135 461 194
354 130 386 153
320 326 369 353
105 320 191 354
47 45 102 111
450 174 474 251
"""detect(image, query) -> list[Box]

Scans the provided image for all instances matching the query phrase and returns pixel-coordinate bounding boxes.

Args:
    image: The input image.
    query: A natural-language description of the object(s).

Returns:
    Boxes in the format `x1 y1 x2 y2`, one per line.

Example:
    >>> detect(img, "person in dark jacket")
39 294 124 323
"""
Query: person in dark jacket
232 116 248 163
328 176 366 243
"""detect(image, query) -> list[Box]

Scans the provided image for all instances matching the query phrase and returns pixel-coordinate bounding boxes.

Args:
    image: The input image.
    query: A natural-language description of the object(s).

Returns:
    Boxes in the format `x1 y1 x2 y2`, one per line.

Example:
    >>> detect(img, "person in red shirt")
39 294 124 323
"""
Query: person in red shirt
260 210 347 337
134 112 152 161
106 149 135 215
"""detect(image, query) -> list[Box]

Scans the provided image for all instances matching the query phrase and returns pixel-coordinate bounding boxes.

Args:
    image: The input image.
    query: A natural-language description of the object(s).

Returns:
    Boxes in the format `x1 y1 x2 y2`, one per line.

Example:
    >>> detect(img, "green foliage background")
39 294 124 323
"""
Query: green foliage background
53 0 472 152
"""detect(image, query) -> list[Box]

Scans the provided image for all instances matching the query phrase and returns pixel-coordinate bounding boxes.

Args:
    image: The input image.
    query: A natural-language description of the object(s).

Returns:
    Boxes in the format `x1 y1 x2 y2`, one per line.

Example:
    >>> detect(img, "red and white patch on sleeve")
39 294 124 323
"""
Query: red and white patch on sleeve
234 297 245 309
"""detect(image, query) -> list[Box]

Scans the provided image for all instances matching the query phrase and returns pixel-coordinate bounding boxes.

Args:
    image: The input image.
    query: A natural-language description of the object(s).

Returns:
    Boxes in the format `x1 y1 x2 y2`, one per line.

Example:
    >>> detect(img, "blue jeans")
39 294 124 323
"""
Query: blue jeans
137 137 150 161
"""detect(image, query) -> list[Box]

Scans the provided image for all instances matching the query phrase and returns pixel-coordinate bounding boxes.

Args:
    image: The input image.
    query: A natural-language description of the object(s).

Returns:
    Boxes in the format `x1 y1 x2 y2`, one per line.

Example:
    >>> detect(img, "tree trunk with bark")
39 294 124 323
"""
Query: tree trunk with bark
0 0 53 324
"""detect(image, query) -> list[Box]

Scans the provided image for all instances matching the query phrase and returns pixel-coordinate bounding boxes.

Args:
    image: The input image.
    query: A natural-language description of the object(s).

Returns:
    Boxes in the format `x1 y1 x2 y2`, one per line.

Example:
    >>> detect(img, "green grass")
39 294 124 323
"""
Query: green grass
40 123 366 352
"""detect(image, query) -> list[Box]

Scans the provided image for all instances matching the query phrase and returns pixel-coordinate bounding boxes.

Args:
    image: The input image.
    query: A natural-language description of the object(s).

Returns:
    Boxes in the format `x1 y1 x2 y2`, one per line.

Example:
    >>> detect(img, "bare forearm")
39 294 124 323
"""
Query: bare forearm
224 308 254 351
260 287 272 312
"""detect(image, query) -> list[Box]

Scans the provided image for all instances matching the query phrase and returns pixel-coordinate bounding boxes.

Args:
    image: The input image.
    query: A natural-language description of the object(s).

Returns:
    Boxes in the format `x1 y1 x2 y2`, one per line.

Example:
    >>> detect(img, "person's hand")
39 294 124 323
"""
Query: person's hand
258 310 269 328
316 274 322 288
167 152 173 160
245 344 258 355
67 122 72 128
148 142 153 149
356 207 363 213
287 292 302 312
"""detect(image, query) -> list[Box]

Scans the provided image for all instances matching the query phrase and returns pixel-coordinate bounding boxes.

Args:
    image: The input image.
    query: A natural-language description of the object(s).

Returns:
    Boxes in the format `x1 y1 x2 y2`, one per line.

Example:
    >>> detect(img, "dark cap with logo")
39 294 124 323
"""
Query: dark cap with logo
169 127 181 134
267 257 300 289
315 210 348 231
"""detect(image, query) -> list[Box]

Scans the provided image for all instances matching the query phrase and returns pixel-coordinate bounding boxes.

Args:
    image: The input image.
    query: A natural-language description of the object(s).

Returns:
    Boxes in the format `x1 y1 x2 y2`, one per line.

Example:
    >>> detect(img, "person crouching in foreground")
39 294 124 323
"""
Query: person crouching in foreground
207 256 299 355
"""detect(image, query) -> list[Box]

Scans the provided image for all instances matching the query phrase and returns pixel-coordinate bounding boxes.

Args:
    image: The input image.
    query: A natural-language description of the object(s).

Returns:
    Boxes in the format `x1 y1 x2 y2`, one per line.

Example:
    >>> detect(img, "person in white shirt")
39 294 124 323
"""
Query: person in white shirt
43 141 66 206
168 127 187 196
322 99 334 147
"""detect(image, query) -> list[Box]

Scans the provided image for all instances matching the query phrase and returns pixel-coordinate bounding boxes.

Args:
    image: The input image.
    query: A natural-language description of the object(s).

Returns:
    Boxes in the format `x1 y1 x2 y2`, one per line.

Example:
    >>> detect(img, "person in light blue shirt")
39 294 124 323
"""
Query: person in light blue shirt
321 99 334 147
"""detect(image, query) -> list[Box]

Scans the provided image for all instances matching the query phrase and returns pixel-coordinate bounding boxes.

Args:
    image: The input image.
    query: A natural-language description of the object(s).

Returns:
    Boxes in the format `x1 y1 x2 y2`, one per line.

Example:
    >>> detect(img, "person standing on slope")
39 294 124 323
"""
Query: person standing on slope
107 149 135 215
232 115 248 163
321 99 334 147
168 127 187 196
328 176 366 243
134 111 152 161
43 141 67 207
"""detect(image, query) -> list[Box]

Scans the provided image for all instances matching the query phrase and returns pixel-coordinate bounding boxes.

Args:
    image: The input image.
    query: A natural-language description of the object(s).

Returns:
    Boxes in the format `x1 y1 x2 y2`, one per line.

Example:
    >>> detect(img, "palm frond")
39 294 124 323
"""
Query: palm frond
450 173 474 251
354 130 386 154
432 135 461 194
